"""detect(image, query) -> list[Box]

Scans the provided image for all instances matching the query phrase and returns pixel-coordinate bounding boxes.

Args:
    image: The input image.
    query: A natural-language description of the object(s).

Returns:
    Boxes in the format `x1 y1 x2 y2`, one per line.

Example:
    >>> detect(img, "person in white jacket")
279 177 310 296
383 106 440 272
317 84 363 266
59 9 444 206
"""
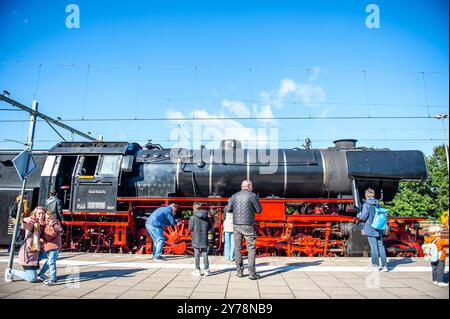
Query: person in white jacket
222 211 235 261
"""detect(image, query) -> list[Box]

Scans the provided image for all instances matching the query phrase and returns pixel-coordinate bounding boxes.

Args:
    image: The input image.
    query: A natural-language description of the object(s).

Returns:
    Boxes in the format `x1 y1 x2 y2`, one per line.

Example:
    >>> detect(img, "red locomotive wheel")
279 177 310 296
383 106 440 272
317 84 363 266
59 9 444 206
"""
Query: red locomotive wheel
163 220 194 255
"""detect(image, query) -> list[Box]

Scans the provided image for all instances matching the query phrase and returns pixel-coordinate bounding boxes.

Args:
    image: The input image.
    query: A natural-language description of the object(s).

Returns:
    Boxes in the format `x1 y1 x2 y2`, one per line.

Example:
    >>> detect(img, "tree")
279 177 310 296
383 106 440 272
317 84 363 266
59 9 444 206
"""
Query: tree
385 145 449 219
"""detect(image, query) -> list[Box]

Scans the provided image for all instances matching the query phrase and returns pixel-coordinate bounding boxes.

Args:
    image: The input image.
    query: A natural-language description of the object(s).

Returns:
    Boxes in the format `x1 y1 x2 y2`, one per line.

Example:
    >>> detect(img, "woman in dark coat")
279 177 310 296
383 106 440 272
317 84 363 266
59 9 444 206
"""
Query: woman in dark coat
189 203 211 276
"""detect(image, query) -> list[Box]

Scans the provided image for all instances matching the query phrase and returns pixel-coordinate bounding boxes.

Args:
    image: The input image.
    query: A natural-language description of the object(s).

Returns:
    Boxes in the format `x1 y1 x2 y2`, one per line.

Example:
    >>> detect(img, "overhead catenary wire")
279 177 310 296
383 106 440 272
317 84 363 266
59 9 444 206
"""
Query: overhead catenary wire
1 62 448 150
0 115 442 123
0 61 448 74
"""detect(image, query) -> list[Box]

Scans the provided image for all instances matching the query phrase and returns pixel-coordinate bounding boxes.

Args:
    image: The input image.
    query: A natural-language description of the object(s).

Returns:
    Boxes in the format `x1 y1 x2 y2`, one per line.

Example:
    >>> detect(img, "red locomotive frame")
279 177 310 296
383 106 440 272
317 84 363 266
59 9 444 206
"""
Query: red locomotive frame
61 197 426 257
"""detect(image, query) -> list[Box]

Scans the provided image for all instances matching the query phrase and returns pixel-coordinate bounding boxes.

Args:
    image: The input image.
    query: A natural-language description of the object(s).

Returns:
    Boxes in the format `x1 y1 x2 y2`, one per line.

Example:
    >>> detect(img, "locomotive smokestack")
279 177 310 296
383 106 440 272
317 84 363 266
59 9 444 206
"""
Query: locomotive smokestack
333 139 357 150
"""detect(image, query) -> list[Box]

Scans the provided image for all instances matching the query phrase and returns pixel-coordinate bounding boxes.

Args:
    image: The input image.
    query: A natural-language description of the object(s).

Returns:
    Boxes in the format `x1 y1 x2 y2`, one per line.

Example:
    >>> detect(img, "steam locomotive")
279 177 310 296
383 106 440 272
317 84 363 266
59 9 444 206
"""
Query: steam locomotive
0 139 428 257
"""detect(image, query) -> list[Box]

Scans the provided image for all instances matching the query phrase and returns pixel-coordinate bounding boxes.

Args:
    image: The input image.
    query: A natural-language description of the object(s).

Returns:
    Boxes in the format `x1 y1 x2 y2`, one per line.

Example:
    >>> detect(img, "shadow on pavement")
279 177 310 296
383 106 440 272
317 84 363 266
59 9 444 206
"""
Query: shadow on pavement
387 258 416 270
207 262 270 276
257 260 324 279
56 268 146 284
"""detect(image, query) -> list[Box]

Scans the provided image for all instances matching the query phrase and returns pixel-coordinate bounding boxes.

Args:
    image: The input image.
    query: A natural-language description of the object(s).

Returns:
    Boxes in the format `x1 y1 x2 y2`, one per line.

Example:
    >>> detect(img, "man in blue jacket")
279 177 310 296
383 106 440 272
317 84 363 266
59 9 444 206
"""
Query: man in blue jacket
146 203 179 261
358 188 388 272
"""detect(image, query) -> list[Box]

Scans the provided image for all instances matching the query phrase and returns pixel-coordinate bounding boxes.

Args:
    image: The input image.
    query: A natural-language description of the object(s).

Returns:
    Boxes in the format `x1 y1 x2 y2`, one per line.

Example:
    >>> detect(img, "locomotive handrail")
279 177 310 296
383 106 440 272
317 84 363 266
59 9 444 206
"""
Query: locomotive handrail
117 197 355 203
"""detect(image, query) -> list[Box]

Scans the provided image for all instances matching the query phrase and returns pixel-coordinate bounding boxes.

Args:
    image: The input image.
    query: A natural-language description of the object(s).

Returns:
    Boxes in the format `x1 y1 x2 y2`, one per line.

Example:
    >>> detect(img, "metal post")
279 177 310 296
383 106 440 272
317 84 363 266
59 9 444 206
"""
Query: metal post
441 119 449 174
7 100 38 270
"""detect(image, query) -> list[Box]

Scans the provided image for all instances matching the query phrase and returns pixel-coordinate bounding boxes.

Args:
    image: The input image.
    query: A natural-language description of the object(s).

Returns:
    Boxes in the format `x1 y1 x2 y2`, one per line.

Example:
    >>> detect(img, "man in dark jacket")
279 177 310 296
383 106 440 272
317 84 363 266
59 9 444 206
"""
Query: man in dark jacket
358 188 388 272
189 203 211 276
224 180 262 280
45 191 64 221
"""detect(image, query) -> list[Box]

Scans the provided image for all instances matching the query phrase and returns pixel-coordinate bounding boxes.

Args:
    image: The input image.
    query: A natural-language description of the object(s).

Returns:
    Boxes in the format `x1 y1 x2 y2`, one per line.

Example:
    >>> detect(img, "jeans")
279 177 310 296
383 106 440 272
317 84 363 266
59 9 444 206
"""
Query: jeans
146 224 165 259
233 225 257 275
431 260 446 283
39 249 59 282
194 247 209 270
11 268 38 282
224 232 235 261
367 235 387 267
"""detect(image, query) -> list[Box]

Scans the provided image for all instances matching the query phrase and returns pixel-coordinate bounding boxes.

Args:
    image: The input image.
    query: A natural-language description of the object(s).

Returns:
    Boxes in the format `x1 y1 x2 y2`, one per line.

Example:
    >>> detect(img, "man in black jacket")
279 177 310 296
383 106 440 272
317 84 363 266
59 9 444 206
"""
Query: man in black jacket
45 190 64 221
224 180 262 280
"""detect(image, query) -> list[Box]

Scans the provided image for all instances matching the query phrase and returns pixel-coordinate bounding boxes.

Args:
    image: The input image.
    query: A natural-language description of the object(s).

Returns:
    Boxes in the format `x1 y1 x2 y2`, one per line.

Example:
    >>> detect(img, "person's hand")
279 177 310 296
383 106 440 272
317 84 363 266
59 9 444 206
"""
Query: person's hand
23 217 32 223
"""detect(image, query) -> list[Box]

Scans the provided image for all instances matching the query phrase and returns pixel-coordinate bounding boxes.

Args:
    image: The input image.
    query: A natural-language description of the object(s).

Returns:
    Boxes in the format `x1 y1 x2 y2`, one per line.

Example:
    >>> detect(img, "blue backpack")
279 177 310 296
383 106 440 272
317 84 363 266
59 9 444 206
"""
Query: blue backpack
422 238 442 262
371 205 389 230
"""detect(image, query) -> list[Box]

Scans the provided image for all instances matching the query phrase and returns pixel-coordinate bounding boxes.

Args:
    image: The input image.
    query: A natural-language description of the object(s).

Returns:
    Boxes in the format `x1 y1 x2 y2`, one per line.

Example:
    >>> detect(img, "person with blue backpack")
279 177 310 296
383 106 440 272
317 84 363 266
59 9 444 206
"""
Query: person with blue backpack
358 188 389 272
423 225 448 287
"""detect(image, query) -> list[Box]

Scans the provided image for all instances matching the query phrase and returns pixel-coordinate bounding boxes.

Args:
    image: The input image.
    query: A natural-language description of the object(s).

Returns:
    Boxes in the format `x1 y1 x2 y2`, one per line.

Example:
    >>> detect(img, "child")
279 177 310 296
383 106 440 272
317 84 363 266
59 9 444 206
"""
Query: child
4 207 45 283
38 210 63 285
189 203 212 276
423 225 448 287
223 210 235 262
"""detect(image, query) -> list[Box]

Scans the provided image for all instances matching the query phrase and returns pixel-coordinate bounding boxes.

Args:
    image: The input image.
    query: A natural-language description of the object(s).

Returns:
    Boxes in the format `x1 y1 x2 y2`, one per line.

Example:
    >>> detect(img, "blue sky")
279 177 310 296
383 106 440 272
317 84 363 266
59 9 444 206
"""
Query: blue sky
0 0 448 155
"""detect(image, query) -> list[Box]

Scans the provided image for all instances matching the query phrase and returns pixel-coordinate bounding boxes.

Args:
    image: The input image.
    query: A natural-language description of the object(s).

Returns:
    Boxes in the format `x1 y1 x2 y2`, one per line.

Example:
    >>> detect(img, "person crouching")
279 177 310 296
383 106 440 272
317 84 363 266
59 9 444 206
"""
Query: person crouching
38 210 63 285
4 207 45 283
189 203 212 276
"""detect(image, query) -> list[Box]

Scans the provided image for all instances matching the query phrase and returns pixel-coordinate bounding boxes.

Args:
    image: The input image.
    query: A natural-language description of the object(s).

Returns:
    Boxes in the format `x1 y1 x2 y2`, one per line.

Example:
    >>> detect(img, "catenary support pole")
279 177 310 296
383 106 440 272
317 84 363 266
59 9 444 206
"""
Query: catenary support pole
7 100 38 270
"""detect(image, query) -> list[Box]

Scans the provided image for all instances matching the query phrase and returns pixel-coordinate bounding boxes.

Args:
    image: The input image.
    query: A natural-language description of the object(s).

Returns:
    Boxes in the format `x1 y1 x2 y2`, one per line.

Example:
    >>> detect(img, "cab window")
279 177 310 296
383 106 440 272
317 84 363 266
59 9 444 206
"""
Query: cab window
99 155 121 176
80 156 99 176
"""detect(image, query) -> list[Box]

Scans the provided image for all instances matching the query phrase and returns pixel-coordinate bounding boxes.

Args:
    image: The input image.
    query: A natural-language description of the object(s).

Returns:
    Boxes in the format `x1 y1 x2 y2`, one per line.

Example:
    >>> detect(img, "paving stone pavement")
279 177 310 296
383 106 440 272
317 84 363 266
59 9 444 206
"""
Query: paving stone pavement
0 251 448 299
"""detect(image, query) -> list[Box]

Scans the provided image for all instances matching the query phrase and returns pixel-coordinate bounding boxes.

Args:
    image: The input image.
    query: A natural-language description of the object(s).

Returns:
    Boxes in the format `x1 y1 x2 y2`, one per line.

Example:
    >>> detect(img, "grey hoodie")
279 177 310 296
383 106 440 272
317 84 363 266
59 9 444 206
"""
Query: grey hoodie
45 196 63 221
189 210 211 249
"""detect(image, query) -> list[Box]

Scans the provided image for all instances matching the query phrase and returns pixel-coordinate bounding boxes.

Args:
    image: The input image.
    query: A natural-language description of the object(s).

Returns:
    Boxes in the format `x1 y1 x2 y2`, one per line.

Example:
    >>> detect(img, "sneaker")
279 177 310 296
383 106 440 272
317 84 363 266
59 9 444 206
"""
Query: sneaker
153 257 166 262
437 282 448 288
37 274 47 282
204 269 212 276
380 266 389 272
235 271 244 278
43 279 55 286
365 265 379 272
191 269 201 276
432 281 438 285
4 268 13 283
249 273 261 280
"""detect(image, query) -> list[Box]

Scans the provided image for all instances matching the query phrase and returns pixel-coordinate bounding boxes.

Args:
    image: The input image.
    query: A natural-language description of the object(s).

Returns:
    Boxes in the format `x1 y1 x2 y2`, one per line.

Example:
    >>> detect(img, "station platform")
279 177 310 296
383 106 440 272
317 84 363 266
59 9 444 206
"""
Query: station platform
0 251 448 299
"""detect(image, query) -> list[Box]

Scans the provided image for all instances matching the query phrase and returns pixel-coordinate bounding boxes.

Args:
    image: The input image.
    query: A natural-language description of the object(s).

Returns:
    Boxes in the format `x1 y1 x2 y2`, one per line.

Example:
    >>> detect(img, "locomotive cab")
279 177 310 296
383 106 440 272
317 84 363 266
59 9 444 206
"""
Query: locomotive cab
39 142 140 212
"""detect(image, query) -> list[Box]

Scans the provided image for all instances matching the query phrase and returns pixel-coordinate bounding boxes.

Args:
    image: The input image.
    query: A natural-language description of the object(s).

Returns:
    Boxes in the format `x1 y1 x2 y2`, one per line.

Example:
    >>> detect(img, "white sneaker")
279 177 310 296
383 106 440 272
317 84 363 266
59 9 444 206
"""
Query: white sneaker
437 282 448 288
432 281 438 285
365 265 379 272
204 269 212 276
191 269 201 276
380 266 389 272
4 268 13 283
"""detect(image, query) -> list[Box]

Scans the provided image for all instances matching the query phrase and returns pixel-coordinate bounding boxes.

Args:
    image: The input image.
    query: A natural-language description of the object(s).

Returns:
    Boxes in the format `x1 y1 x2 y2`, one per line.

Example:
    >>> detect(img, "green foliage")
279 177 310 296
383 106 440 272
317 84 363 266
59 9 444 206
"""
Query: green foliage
384 145 449 219
182 210 193 218
286 206 297 215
